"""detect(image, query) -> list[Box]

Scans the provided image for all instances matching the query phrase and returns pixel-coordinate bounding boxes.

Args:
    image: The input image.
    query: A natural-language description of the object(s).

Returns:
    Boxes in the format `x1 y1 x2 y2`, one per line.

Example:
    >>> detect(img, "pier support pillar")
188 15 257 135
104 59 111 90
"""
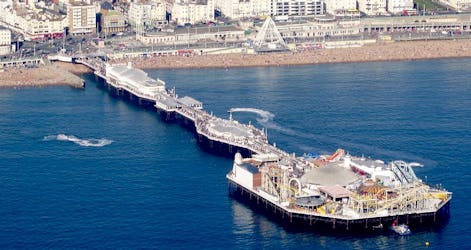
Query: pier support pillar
332 219 335 229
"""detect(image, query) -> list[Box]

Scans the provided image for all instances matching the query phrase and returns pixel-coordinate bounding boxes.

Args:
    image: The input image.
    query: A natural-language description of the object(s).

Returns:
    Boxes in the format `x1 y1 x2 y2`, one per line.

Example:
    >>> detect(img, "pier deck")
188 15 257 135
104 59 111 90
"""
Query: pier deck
78 57 290 159
76 57 452 232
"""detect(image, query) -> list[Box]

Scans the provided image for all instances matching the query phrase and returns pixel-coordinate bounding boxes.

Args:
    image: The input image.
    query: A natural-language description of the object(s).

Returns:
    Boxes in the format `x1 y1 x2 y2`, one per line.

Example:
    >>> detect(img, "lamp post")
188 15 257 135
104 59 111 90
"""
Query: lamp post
187 26 190 48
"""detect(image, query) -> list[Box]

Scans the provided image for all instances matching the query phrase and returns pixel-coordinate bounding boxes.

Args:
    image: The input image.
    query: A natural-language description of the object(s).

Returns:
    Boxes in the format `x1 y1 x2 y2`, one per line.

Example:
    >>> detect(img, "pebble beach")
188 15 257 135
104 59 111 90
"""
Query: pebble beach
0 62 88 88
128 40 471 69
2 39 471 88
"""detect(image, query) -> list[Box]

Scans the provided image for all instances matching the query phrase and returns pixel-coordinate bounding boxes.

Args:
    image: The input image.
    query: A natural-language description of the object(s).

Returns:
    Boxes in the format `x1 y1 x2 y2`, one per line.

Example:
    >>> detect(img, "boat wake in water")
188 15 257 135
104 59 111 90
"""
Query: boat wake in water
229 108 435 167
43 134 113 147
229 108 293 134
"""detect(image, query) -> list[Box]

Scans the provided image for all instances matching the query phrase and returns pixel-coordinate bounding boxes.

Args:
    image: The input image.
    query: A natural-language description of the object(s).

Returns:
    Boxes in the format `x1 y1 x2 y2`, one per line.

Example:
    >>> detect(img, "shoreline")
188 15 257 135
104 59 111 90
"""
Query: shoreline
1 39 471 88
126 40 471 69
0 62 89 88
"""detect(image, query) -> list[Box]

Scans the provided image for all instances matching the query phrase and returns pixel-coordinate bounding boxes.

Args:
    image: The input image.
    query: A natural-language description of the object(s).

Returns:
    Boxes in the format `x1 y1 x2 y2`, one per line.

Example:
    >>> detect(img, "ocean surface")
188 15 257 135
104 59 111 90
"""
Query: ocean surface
1 58 470 249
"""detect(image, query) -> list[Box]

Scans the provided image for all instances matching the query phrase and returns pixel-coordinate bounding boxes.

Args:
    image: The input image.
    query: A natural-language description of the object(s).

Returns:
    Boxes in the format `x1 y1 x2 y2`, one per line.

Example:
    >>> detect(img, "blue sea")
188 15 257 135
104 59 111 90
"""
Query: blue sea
1 59 470 249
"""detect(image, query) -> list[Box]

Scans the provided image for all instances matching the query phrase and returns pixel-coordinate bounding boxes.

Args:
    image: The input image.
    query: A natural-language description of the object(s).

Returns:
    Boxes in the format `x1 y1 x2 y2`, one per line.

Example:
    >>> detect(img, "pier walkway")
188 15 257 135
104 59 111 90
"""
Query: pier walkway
76 56 307 165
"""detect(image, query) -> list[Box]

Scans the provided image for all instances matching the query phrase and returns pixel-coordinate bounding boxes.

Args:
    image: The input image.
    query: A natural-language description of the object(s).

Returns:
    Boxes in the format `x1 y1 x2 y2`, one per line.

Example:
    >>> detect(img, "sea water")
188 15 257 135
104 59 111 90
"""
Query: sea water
1 58 470 249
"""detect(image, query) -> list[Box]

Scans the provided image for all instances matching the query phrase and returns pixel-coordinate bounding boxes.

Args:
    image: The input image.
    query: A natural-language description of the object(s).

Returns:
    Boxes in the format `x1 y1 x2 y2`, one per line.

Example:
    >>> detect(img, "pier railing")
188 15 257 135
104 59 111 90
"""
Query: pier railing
76 56 315 175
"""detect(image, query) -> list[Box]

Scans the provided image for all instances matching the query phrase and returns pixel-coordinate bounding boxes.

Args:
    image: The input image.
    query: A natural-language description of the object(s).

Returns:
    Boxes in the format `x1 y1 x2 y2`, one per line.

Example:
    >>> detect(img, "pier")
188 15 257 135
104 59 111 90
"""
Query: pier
75 56 451 233
75 56 289 159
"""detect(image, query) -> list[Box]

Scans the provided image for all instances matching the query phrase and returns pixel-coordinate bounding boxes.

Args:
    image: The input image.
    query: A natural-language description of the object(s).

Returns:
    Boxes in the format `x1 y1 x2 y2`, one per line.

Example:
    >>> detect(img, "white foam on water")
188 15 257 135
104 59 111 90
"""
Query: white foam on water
229 108 274 123
43 134 113 147
229 108 434 166
229 107 292 133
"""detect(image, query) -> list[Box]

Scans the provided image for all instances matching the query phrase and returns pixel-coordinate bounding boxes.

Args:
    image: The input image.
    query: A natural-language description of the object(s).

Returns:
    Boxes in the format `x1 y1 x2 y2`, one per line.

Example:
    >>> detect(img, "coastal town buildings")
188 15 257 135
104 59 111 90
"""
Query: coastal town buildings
128 0 166 30
0 27 11 55
324 0 358 16
271 0 325 17
169 0 215 25
0 1 67 40
276 19 360 41
128 1 152 29
136 25 244 45
67 0 97 35
386 0 414 14
439 0 471 11
215 0 270 20
137 17 363 46
100 9 126 35
357 0 387 16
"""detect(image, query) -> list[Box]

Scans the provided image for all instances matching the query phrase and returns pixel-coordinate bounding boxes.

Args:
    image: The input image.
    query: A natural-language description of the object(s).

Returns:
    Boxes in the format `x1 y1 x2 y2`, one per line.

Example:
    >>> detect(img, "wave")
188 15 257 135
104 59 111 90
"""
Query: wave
43 134 113 147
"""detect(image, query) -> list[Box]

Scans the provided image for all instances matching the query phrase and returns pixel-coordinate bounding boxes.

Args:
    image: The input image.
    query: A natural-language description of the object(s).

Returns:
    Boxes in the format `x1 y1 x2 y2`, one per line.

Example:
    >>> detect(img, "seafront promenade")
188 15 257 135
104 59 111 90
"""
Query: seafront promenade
124 40 471 69
2 39 471 87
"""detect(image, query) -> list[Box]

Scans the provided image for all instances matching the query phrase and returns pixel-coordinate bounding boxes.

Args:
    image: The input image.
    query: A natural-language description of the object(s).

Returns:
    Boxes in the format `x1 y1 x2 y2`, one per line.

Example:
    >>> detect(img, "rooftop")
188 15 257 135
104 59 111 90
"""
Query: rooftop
107 64 165 89
300 163 360 187
319 185 351 199
207 119 252 139
178 96 202 107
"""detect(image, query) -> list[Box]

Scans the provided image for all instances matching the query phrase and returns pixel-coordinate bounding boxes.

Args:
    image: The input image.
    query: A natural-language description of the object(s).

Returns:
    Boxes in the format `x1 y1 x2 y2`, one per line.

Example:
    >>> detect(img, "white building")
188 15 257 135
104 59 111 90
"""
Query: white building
0 4 67 40
387 0 414 14
106 63 166 98
0 0 12 9
276 19 361 40
0 27 11 55
439 0 471 10
128 0 167 30
67 1 97 35
358 0 387 16
128 2 152 28
170 0 215 25
324 0 357 16
215 0 270 20
137 25 245 45
271 0 325 17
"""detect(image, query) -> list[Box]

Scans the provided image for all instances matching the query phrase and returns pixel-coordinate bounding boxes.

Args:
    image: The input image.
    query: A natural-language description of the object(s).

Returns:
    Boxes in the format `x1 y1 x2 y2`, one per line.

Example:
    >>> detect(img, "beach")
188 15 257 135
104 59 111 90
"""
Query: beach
0 62 89 88
1 39 471 87
127 40 471 69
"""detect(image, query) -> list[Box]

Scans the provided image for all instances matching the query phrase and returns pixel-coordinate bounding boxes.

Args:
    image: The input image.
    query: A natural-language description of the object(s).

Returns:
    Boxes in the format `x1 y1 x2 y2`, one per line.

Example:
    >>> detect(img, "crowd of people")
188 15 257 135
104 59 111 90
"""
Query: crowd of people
2 39 471 88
